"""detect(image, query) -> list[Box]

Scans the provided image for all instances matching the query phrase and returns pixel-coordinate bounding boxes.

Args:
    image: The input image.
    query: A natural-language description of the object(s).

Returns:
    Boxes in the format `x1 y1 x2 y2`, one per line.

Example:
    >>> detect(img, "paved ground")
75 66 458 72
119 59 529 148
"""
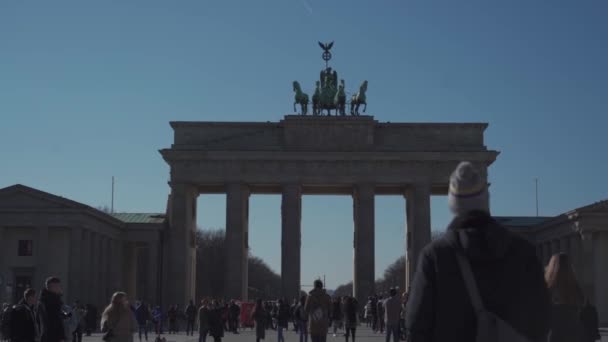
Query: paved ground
83 326 386 342
82 326 608 342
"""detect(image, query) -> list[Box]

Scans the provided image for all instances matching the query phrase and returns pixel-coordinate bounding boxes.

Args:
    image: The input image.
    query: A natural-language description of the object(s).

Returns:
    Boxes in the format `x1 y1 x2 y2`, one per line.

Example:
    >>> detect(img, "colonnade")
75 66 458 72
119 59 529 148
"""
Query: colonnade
170 182 433 305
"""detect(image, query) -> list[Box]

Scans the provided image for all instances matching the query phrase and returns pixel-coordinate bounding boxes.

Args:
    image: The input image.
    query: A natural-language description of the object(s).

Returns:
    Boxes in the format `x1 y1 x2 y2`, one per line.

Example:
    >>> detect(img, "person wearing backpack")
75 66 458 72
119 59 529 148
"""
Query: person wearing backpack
405 161 551 342
10 289 43 342
304 280 332 342
295 295 308 342
545 253 600 342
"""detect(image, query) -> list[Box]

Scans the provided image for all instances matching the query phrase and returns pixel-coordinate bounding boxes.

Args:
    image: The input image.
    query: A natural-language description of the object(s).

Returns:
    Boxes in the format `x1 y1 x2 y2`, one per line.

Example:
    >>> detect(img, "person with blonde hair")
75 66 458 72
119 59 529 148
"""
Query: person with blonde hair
545 253 599 342
100 292 136 342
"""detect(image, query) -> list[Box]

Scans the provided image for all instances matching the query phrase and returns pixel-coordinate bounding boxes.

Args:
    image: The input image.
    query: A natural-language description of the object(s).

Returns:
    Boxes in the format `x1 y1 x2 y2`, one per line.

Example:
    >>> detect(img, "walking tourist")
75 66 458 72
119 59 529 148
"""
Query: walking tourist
228 300 240 334
376 296 385 334
383 288 401 342
198 300 210 342
399 293 408 341
545 253 600 342
9 288 43 342
84 304 97 336
152 306 163 335
39 277 67 342
71 302 84 342
290 299 299 333
61 304 79 342
185 300 197 336
100 292 136 342
305 279 331 342
370 297 378 332
363 298 371 328
167 305 178 334
276 299 290 342
331 298 343 337
405 161 551 341
343 297 357 342
252 299 267 342
135 301 150 341
295 296 308 342
208 301 224 342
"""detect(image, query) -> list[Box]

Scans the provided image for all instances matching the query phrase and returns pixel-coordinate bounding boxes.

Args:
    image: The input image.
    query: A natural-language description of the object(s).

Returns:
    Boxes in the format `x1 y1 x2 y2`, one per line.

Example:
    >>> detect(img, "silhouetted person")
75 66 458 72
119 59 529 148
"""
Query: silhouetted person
39 277 66 342
405 162 551 341
305 280 331 342
545 253 599 342
185 300 197 336
10 289 43 342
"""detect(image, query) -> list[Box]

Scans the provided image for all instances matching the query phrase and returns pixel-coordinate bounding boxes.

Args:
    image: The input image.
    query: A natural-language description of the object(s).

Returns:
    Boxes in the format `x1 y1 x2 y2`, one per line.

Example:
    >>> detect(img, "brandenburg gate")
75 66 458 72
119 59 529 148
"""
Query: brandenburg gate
160 115 498 305
159 42 498 306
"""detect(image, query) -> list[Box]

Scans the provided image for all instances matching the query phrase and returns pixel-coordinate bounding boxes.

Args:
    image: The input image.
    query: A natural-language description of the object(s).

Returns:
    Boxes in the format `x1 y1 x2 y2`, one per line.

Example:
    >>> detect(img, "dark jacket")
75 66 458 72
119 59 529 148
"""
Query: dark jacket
134 305 150 325
208 307 224 338
198 306 210 332
305 288 332 336
10 300 42 342
405 210 551 342
331 301 342 321
276 303 290 328
548 304 585 342
39 289 66 342
185 304 197 321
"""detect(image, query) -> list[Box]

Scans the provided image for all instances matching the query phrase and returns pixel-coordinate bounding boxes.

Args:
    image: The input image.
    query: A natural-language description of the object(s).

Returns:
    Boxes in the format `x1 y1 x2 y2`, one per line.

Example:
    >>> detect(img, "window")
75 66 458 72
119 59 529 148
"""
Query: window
18 240 33 256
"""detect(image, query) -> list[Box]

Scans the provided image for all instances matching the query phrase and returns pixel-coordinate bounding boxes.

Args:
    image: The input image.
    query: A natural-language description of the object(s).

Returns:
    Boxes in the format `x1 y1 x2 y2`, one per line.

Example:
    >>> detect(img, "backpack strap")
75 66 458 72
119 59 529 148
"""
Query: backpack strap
454 251 486 314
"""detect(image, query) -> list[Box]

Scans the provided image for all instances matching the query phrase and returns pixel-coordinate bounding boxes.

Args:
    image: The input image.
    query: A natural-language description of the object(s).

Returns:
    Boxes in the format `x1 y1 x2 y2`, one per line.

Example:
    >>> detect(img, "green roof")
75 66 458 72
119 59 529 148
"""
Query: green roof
494 216 552 228
111 213 166 224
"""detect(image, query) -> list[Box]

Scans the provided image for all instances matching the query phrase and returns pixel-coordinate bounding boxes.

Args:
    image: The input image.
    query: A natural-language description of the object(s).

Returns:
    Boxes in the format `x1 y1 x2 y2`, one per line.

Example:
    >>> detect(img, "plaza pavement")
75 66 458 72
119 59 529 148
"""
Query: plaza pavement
82 327 608 342
83 326 387 342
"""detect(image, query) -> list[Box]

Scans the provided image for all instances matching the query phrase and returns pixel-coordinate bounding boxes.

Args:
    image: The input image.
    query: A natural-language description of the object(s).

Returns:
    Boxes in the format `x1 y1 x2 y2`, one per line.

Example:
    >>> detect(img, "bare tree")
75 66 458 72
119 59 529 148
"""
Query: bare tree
195 228 282 300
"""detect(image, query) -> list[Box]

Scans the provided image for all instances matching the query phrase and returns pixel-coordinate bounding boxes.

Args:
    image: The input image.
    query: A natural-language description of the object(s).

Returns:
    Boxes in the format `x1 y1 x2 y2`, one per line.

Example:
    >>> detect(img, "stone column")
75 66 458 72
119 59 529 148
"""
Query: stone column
570 235 583 281
164 183 197 307
102 237 111 302
581 231 596 303
81 230 92 304
405 182 431 291
281 184 302 301
353 184 375 306
68 227 83 303
0 227 5 303
36 226 49 288
561 236 570 255
225 183 250 300
111 239 124 295
147 240 160 305
91 232 101 307
551 239 560 256
123 242 137 300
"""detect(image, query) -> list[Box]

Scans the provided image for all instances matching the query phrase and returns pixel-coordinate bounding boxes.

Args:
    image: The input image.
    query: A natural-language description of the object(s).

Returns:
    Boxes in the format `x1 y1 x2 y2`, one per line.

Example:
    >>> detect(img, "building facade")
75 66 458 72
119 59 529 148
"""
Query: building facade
0 184 164 309
497 200 608 326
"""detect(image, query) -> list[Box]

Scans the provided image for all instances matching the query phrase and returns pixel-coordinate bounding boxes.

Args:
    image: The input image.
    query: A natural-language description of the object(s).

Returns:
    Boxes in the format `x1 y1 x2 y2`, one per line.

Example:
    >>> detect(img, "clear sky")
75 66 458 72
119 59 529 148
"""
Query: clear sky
1 0 607 289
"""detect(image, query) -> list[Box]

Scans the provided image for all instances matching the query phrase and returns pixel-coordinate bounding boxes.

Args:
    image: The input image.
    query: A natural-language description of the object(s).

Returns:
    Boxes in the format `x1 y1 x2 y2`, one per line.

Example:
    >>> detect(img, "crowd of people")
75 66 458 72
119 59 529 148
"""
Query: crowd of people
0 162 603 342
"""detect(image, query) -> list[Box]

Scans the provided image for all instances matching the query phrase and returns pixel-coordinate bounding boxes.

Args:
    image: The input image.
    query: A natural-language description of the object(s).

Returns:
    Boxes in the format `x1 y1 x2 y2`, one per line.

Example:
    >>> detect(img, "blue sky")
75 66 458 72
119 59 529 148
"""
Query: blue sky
1 0 607 289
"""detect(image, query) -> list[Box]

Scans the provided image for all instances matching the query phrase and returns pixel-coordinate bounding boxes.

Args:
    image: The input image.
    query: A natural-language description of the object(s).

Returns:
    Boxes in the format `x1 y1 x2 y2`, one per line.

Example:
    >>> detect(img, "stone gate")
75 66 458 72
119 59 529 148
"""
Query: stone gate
160 115 498 305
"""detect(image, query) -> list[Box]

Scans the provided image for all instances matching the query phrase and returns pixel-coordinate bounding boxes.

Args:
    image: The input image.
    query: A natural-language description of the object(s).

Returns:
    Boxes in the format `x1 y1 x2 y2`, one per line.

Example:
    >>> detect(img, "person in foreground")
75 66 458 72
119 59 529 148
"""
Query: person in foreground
10 289 43 342
545 253 600 342
305 279 331 342
405 161 551 342
100 292 136 342
39 277 67 342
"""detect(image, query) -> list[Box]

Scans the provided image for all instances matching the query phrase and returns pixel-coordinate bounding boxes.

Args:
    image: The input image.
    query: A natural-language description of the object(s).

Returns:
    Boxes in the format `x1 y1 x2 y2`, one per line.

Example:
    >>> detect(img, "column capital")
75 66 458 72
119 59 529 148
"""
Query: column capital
282 183 302 193
404 181 431 198
352 183 375 199
169 182 198 196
